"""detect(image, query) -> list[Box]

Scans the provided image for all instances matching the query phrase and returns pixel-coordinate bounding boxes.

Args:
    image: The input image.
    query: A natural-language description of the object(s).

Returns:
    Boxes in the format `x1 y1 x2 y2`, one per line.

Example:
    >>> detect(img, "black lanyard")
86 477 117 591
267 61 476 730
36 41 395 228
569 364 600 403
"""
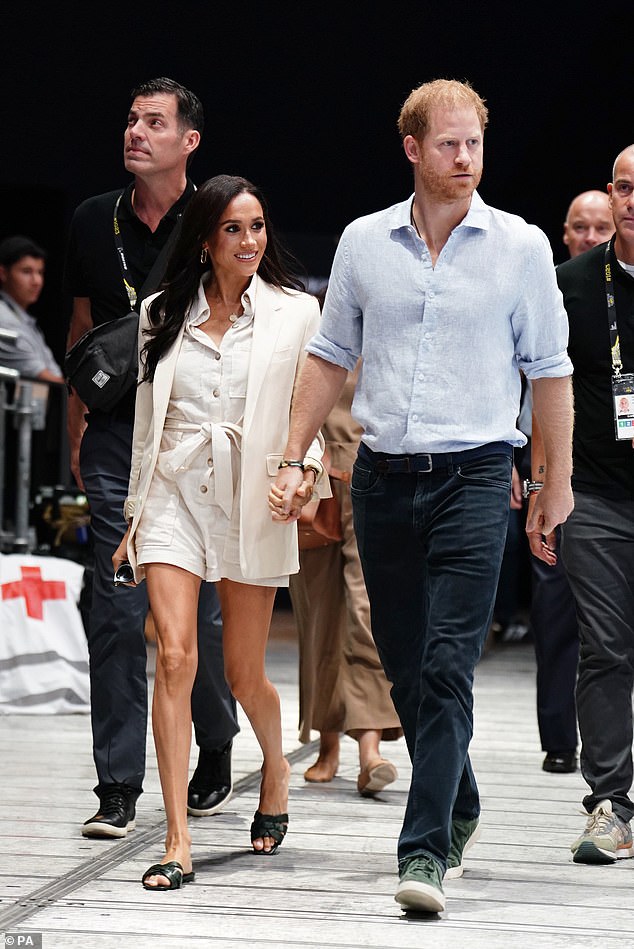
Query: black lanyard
604 239 623 377
113 192 138 310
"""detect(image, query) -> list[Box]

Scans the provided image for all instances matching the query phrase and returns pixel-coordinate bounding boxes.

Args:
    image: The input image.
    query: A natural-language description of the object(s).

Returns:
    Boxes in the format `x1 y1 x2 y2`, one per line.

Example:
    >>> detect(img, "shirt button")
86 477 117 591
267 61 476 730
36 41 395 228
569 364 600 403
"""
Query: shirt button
200 485 208 494
428 291 435 299
214 352 221 360
212 388 220 397
207 457 213 466
412 414 419 422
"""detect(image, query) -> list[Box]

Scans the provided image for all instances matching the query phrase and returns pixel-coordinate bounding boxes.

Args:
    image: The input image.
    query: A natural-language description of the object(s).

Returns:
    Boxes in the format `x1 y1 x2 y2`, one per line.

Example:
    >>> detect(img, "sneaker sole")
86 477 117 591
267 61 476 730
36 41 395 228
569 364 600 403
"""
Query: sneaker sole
444 821 482 880
187 787 233 817
395 880 446 913
81 818 136 839
572 839 634 864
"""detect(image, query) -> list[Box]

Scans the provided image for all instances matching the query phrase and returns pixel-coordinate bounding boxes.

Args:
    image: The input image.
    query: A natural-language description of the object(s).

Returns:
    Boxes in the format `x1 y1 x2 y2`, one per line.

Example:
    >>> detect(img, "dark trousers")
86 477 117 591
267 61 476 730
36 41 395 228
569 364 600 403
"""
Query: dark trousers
351 443 511 870
530 525 579 752
80 413 238 795
561 491 634 822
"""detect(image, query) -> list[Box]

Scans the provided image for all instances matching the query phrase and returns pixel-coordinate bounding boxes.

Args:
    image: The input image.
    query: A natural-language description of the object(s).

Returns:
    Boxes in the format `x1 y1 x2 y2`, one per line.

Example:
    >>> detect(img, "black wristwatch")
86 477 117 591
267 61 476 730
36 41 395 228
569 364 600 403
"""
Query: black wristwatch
522 479 544 499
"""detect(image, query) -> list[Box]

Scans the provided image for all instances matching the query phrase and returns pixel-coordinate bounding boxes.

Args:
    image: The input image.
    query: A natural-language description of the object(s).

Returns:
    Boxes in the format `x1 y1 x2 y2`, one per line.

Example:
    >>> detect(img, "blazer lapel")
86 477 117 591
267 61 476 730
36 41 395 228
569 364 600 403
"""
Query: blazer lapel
151 323 185 453
150 280 209 439
243 277 284 433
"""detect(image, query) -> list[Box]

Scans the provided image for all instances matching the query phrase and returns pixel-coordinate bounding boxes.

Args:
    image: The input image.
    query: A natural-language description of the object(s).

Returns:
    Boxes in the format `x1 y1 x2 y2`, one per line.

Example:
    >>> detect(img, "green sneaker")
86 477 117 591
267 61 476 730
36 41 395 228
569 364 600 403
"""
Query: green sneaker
395 855 445 912
445 816 481 880
571 800 634 864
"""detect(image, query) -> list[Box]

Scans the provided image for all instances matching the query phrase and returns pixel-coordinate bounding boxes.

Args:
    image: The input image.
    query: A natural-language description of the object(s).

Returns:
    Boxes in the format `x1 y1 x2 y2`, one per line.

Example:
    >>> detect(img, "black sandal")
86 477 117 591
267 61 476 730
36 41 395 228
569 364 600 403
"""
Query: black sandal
250 810 289 855
141 861 195 890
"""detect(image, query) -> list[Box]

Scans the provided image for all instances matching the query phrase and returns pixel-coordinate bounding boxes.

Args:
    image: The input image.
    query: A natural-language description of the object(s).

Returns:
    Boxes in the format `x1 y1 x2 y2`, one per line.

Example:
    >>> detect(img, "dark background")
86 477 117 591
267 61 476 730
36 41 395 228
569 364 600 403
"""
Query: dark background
1 2 632 364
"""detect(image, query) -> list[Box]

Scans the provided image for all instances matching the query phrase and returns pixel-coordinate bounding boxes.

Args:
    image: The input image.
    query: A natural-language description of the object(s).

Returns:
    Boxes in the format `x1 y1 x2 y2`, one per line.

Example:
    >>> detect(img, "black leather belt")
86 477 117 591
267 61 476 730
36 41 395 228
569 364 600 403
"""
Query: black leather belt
358 441 512 474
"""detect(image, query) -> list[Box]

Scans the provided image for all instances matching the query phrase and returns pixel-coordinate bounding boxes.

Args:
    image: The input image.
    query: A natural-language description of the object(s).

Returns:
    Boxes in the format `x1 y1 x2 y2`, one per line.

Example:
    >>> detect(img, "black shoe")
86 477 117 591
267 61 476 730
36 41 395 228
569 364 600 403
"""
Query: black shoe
82 784 137 838
187 741 233 816
543 751 577 773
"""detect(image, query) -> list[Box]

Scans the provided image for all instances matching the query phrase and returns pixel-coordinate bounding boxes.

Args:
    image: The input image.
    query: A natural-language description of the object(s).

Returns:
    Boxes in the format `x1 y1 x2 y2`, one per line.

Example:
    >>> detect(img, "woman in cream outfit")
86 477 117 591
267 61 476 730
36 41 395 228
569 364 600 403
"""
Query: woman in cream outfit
113 176 327 890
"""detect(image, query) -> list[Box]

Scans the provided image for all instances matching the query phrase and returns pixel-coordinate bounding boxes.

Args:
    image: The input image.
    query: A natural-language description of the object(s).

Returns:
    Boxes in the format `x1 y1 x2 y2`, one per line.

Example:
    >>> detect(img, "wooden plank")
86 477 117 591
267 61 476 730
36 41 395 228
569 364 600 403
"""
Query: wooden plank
1 622 632 948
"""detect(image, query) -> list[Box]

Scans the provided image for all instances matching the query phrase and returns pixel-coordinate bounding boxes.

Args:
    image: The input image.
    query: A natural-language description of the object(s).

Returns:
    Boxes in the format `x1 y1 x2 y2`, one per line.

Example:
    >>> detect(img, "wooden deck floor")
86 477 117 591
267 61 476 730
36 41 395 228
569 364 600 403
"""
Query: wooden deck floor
0 608 630 948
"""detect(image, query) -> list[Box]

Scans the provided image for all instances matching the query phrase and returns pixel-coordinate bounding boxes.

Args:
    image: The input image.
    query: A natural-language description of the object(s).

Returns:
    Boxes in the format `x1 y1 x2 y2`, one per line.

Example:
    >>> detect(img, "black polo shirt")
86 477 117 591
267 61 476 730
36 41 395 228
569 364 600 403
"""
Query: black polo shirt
64 179 195 418
557 241 634 500
65 179 195 326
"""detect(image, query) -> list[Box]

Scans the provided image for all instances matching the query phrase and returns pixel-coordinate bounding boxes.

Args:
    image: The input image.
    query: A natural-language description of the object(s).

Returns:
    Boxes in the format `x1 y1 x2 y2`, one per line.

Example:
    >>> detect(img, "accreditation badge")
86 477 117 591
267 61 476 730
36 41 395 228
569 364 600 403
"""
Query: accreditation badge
612 373 634 440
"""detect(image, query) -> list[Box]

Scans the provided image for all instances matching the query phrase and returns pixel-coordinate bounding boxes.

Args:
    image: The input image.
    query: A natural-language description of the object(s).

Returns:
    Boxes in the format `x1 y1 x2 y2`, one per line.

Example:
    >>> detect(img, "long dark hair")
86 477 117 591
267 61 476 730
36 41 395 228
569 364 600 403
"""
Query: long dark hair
141 175 305 382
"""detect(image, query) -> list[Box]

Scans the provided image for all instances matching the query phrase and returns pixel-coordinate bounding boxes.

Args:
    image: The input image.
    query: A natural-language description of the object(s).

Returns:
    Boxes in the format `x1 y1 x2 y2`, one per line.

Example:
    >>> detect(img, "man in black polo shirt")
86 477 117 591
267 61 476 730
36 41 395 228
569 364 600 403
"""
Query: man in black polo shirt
65 78 238 838
531 145 634 863
529 191 615 777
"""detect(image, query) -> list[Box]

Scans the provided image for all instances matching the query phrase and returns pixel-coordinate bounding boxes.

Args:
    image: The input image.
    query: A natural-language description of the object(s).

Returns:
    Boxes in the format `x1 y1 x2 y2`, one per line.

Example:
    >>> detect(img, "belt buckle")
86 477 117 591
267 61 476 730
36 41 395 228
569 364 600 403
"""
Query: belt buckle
416 453 433 473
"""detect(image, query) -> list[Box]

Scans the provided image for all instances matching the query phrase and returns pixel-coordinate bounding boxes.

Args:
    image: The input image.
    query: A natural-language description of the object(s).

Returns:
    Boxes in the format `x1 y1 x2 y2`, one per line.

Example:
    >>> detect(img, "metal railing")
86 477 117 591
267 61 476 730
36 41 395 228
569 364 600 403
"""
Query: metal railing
0 327 70 552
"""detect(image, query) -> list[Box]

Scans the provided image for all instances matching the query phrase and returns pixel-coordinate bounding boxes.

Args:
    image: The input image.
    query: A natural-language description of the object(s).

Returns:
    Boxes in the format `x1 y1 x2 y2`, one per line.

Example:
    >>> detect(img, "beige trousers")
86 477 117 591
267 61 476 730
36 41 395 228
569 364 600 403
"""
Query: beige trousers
289 370 401 744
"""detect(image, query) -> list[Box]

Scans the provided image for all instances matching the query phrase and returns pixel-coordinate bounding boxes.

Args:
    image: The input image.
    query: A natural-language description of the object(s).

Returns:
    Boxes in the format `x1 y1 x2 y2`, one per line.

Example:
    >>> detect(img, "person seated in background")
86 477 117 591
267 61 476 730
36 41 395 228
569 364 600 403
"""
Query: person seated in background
0 236 65 525
0 236 63 383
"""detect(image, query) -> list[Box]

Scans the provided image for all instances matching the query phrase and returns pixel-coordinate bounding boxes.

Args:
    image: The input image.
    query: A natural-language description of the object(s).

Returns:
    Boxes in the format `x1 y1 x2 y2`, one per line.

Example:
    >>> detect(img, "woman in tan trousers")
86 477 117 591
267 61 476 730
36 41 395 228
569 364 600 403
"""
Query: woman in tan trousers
290 365 402 794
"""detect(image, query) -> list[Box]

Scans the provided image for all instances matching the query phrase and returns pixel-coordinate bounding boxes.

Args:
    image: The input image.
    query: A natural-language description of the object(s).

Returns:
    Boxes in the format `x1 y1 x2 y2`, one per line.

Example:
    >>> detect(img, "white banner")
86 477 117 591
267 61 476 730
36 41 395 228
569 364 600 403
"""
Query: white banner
0 553 90 714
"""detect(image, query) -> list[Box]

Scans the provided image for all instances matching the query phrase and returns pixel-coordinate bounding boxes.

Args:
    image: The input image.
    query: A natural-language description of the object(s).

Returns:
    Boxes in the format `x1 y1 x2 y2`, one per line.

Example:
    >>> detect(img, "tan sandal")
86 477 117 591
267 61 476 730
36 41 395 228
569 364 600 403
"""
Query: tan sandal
357 758 398 796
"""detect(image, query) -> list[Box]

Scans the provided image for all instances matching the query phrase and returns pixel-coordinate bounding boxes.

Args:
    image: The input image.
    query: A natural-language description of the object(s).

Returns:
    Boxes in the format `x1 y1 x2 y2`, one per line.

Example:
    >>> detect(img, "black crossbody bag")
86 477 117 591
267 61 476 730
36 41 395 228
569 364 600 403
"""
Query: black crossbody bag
64 193 182 413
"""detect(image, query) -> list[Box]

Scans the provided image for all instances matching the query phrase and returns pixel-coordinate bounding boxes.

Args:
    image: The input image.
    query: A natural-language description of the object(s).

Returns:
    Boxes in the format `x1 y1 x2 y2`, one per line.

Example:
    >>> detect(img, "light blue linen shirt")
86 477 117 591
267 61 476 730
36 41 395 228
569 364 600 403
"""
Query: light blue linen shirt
307 192 573 453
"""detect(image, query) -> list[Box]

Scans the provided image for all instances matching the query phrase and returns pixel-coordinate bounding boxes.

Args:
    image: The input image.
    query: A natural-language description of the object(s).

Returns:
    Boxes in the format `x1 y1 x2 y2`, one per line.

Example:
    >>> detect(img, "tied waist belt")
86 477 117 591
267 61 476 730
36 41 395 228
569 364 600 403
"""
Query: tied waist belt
358 440 512 474
159 419 243 516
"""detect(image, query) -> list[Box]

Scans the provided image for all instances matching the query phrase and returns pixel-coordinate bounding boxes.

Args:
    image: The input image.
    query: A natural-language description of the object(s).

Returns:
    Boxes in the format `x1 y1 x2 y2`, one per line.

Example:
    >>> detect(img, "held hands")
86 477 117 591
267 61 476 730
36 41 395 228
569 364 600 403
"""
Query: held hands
269 467 315 523
525 481 574 566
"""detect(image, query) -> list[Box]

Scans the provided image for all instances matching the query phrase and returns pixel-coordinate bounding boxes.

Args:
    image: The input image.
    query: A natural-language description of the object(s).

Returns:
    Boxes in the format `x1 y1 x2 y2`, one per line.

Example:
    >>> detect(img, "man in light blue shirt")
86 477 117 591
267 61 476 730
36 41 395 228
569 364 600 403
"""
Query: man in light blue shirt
271 79 574 913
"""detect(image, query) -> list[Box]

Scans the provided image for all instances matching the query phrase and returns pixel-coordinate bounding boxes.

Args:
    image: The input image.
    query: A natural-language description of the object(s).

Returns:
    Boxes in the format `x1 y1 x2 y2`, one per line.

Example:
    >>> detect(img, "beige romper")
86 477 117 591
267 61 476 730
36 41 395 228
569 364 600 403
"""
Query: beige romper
135 283 286 587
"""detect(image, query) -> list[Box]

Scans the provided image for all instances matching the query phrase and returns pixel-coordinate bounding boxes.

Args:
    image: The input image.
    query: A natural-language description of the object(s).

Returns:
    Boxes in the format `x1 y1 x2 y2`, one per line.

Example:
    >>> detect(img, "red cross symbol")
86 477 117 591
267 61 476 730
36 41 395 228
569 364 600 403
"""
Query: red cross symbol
2 565 67 620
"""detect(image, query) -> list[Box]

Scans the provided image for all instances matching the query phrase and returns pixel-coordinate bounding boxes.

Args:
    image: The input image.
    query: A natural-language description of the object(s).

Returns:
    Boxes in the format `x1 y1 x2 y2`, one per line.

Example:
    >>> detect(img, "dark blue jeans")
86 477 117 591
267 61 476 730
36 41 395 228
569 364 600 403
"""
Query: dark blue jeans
351 443 512 870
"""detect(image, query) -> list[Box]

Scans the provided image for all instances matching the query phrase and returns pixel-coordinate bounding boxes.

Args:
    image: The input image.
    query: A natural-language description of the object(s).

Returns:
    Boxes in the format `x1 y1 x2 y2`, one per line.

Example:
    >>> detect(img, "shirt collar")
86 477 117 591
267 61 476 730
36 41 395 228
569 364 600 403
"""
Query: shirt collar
458 191 490 231
389 190 490 238
187 273 259 328
0 291 31 321
610 240 634 283
118 178 196 223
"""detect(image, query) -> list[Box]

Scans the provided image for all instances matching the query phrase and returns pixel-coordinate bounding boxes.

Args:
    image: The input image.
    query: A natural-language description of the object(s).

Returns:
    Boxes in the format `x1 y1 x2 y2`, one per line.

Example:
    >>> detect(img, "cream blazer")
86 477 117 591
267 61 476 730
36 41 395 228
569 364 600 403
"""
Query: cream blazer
125 275 329 581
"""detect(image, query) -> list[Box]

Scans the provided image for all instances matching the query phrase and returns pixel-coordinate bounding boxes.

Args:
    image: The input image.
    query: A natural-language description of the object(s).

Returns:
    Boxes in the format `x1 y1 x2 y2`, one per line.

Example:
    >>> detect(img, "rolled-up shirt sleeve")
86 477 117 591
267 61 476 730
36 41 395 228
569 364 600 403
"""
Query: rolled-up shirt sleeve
513 227 573 380
306 229 363 372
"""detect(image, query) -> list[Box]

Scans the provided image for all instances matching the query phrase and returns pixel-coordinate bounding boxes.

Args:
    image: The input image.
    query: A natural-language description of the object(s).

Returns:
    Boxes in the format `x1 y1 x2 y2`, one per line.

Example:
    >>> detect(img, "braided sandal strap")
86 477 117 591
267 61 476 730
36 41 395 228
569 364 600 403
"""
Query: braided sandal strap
250 810 289 846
